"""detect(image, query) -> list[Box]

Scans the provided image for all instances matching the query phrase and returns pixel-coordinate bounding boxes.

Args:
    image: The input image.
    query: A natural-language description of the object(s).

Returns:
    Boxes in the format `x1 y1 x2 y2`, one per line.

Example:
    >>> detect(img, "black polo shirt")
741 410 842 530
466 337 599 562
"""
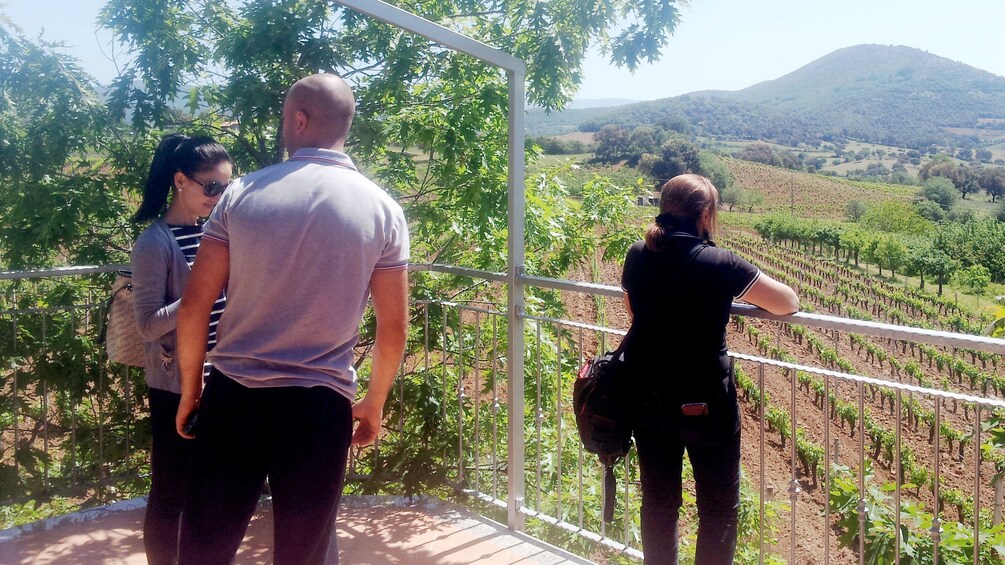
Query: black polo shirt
620 234 759 397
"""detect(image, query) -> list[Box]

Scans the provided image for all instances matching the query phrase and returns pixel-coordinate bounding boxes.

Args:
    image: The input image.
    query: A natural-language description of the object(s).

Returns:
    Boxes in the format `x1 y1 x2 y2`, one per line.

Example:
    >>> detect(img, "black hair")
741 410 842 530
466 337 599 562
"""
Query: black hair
132 134 233 223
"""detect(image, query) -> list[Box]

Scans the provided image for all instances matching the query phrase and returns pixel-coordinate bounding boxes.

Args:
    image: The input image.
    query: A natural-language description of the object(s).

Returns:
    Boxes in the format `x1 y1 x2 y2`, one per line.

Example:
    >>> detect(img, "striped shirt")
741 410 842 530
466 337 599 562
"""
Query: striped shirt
169 224 227 376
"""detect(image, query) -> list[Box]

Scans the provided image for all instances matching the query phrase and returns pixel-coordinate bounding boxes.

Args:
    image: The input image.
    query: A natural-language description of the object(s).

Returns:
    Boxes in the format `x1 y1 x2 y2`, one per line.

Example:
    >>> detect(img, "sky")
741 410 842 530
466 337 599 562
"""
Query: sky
4 0 1005 103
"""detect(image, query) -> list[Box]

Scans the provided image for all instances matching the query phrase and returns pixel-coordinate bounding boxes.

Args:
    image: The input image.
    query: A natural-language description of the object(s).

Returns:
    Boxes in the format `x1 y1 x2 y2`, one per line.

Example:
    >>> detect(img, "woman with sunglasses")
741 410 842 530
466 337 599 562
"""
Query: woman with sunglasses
130 133 232 565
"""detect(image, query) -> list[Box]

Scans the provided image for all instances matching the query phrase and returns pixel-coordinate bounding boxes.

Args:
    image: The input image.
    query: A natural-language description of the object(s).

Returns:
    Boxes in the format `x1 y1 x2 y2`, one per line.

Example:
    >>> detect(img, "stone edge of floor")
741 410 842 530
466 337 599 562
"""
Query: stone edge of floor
0 494 598 564
0 497 149 544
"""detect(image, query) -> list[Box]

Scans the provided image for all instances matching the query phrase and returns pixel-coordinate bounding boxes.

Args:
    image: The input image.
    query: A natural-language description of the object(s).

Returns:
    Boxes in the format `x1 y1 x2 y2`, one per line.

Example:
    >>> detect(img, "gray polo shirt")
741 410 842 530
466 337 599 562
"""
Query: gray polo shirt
203 148 409 401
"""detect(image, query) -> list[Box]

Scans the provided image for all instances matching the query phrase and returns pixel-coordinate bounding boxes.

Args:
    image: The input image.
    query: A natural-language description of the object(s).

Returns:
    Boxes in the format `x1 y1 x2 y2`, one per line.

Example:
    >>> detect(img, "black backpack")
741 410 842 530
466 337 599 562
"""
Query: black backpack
574 339 632 523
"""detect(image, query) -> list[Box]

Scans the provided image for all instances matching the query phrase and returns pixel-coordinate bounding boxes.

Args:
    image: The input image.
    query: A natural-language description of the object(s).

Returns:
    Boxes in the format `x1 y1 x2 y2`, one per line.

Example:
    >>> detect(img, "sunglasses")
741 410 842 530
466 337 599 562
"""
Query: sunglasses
187 175 229 197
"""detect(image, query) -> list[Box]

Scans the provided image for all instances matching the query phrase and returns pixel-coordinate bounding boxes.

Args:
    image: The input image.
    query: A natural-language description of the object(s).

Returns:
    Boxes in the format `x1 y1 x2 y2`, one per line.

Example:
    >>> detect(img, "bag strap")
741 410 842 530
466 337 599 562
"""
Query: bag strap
603 463 617 523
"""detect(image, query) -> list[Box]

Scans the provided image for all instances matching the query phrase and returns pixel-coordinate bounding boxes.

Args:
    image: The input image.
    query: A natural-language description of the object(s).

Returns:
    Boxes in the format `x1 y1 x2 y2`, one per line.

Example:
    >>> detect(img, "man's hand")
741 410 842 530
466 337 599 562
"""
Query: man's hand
351 394 383 446
176 395 199 439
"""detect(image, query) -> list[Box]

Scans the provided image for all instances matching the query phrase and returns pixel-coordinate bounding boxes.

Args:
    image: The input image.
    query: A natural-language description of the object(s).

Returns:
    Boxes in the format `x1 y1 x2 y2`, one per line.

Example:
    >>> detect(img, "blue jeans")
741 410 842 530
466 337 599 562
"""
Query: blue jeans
635 419 741 565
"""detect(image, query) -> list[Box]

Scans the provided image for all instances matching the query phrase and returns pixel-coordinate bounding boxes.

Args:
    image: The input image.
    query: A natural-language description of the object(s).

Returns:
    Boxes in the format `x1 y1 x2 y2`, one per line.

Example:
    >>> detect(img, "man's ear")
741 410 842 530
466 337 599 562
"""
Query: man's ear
295 109 309 132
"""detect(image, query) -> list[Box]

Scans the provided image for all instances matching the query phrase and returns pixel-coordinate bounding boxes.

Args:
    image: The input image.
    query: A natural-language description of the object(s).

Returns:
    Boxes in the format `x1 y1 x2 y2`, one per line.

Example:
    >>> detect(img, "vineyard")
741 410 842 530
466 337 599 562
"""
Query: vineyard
703 229 1004 562
556 206 998 557
724 158 916 219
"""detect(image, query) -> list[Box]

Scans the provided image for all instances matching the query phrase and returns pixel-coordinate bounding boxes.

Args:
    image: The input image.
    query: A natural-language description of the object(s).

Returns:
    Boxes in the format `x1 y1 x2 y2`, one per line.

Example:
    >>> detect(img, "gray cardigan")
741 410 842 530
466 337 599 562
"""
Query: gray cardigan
130 220 191 393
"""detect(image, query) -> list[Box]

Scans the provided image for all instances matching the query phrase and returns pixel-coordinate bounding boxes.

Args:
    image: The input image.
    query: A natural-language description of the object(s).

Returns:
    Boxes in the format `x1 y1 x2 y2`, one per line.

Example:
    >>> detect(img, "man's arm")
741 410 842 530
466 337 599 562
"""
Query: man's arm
175 237 230 438
351 268 408 446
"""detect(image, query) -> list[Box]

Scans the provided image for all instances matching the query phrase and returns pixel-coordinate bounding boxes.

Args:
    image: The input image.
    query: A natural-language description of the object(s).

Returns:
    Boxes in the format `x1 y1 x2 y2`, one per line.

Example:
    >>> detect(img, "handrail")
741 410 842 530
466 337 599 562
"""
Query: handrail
0 264 127 280
6 263 1004 355
520 272 1005 355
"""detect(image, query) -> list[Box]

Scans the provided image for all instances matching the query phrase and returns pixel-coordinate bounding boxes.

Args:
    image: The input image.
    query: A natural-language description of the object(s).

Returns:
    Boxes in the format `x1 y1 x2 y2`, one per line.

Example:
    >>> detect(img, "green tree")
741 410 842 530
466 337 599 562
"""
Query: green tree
860 201 932 235
935 219 1005 283
0 24 134 268
720 186 746 211
628 125 663 157
958 264 992 301
845 199 868 222
927 249 961 296
98 0 685 269
875 236 907 280
840 228 868 266
698 151 732 191
905 241 931 290
980 167 1005 203
919 154 965 190
918 177 958 211
813 224 843 260
734 141 800 170
742 191 765 213
862 236 882 276
913 199 945 222
637 136 701 187
593 124 632 164
962 174 982 200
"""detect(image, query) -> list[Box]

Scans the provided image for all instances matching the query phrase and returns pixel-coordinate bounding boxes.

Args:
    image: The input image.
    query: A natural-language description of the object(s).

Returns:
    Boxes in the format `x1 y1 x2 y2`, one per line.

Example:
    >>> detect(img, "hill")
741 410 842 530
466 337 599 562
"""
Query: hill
533 44 1005 148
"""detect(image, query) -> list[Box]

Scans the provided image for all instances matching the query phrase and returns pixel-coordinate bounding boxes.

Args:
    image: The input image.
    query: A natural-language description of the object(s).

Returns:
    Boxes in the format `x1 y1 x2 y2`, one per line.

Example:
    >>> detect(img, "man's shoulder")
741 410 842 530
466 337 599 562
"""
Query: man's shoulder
241 159 298 184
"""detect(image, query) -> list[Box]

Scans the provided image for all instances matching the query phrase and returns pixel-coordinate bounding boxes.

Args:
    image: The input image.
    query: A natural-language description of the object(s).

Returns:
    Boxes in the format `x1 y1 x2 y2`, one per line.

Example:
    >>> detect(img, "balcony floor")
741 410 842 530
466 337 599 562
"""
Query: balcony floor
1 496 596 564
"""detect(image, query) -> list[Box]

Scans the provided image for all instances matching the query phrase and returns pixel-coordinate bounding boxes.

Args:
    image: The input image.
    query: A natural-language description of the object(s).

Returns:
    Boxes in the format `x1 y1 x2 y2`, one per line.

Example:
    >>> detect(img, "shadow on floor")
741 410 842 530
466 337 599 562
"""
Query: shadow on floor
0 496 596 565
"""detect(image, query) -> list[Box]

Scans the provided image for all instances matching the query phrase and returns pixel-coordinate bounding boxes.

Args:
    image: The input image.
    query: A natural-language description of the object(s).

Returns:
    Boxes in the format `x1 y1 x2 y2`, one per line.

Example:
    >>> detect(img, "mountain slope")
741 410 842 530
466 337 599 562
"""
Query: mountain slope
717 44 1005 143
542 44 1005 147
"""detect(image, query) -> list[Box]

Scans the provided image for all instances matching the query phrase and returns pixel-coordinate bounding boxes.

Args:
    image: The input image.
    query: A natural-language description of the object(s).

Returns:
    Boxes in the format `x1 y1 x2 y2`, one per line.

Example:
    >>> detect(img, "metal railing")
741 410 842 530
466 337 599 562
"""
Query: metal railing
4 263 1005 564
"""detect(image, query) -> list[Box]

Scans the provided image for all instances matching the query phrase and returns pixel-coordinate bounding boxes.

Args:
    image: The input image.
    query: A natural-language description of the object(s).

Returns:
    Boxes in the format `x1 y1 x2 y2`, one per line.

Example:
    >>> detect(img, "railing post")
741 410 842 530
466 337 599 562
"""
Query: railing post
995 476 1003 525
506 65 527 532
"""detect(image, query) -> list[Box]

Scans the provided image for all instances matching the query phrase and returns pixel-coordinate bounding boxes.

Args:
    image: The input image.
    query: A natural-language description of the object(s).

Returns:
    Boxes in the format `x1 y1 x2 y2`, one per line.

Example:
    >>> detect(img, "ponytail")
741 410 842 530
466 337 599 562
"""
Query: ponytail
132 133 233 223
133 133 188 223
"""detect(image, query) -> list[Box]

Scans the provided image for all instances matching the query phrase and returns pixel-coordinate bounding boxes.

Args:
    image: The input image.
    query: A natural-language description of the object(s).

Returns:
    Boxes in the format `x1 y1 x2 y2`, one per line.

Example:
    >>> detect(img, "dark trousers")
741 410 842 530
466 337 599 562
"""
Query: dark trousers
178 369 353 565
634 422 741 565
145 387 195 565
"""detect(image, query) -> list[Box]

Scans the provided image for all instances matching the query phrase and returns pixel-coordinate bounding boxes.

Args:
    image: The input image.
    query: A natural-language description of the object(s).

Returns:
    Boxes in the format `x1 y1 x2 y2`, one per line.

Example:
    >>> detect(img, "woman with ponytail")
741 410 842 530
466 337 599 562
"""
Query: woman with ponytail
130 133 232 565
620 174 799 564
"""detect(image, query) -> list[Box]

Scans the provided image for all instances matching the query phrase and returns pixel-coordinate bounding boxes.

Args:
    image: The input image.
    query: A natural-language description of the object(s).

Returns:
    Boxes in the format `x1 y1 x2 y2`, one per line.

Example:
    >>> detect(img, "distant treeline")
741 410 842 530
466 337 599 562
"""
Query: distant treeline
528 136 590 155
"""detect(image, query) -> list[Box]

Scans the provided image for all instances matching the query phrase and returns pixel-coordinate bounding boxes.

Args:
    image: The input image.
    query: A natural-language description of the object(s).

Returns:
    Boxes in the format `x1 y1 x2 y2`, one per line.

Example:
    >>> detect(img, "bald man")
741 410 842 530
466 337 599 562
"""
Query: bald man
174 73 409 564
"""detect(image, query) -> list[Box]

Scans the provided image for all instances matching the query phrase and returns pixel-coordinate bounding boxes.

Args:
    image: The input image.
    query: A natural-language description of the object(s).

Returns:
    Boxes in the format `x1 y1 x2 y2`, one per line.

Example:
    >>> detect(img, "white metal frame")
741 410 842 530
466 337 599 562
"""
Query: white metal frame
334 0 529 530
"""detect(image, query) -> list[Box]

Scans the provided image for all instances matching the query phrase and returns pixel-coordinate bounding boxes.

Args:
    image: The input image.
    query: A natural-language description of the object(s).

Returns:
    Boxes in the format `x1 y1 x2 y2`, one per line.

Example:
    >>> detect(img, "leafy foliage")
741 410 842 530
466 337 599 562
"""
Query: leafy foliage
0 25 136 268
636 137 701 187
0 0 685 518
733 142 801 170
830 462 1005 565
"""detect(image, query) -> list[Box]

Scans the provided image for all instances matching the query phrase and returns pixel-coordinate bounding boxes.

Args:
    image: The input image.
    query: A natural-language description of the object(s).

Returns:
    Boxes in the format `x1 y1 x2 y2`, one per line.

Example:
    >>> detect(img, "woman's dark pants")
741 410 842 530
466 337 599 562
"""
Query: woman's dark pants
634 422 741 565
145 388 194 565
